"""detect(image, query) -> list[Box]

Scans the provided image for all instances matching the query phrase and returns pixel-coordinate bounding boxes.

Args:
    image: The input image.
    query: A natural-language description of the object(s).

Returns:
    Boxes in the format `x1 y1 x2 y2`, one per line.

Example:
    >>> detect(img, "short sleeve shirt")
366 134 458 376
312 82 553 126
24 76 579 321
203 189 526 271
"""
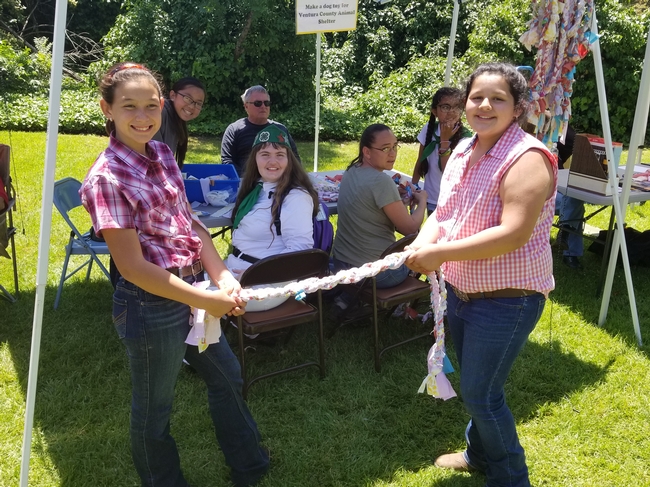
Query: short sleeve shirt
437 123 557 296
332 165 401 266
80 134 202 269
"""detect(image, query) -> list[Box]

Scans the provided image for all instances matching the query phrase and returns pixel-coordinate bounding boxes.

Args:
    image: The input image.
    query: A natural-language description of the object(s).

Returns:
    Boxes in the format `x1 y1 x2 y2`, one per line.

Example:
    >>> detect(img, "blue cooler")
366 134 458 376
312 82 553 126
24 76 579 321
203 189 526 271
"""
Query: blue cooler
183 164 240 204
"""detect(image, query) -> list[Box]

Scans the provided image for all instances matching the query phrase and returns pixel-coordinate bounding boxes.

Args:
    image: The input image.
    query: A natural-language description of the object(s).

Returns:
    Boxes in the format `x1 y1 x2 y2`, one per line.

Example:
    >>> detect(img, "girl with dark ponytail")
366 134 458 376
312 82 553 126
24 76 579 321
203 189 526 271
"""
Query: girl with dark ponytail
152 77 206 169
412 87 472 214
84 62 268 487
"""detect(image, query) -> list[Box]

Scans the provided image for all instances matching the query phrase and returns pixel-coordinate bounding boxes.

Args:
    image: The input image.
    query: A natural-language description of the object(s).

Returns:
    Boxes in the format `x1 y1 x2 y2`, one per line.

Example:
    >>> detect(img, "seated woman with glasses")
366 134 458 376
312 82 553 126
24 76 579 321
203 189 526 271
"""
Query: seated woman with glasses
412 87 472 214
153 77 205 169
331 124 427 312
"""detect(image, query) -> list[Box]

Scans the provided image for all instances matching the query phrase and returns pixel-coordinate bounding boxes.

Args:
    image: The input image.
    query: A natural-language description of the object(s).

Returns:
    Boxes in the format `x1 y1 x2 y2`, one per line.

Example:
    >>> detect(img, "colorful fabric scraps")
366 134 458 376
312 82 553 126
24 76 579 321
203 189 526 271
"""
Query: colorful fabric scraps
519 0 596 146
417 270 457 400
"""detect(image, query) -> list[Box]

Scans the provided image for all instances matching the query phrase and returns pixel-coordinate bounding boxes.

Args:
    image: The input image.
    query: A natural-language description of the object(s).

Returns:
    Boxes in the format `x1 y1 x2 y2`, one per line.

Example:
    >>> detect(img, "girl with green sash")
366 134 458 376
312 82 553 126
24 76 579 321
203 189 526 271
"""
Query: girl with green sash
225 125 318 311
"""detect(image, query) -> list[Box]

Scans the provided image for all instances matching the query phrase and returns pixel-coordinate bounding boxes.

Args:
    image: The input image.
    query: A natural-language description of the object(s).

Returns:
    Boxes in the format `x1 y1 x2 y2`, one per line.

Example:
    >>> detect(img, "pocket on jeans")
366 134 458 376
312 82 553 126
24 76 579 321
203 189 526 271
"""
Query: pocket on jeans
112 296 128 339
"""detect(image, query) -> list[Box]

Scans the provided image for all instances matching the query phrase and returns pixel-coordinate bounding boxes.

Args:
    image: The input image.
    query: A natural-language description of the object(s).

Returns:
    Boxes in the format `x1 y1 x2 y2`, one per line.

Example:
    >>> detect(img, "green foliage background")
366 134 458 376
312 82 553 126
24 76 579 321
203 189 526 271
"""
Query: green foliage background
0 0 649 143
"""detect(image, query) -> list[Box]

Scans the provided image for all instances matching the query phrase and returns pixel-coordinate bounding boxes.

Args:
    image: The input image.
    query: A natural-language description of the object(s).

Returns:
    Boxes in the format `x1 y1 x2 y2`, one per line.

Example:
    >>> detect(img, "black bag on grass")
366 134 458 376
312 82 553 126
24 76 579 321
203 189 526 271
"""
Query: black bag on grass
588 227 650 266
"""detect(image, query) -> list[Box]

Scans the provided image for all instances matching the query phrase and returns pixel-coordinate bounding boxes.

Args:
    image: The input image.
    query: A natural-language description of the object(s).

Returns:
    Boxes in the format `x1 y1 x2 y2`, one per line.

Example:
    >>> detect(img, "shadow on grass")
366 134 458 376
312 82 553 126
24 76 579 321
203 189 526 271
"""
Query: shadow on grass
548 244 650 355
0 279 609 487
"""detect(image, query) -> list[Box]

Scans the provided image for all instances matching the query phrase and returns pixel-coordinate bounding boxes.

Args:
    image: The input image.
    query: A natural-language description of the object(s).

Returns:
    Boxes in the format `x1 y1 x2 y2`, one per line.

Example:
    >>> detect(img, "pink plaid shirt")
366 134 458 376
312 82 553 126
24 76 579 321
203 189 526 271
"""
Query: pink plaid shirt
437 123 557 297
80 134 202 270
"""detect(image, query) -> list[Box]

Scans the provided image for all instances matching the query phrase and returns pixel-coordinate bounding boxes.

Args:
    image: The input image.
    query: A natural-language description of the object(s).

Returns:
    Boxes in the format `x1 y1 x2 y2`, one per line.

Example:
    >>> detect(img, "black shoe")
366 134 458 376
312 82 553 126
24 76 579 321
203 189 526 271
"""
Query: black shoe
562 255 583 269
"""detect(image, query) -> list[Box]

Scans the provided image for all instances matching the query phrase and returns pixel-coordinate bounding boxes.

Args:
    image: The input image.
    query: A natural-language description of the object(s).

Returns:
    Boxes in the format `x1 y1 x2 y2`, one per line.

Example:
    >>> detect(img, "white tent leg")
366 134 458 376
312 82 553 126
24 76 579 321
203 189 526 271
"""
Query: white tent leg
19 0 68 484
592 11 650 346
444 0 460 86
313 33 321 172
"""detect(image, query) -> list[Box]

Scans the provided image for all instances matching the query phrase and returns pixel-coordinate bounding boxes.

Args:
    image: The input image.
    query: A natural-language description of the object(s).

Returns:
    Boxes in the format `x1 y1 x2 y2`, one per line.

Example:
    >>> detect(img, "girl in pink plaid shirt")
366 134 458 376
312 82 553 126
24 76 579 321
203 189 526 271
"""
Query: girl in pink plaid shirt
407 63 557 487
80 63 269 487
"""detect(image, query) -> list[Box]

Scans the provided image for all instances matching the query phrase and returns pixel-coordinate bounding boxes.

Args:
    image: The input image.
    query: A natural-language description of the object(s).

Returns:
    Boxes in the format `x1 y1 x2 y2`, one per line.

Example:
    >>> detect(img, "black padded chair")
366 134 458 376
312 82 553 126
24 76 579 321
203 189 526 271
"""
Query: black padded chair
229 249 330 398
335 234 433 372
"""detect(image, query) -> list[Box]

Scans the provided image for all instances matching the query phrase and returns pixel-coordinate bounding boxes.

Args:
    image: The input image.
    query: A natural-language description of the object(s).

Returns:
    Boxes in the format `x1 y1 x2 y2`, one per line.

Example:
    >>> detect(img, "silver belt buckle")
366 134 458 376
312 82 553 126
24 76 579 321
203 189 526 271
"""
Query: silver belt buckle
452 285 469 302
191 260 203 276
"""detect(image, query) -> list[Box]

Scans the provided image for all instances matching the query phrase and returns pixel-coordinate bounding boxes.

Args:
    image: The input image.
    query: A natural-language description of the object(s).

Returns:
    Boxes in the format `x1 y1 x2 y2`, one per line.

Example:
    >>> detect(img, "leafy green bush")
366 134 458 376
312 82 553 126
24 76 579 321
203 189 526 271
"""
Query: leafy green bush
571 2 650 143
97 0 315 114
0 38 52 94
2 0 649 144
0 89 104 134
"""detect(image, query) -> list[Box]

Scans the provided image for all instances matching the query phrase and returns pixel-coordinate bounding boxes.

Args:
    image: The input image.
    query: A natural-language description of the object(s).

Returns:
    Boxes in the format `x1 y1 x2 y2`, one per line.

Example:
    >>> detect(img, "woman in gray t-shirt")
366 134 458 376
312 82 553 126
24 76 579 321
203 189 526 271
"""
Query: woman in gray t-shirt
332 124 428 292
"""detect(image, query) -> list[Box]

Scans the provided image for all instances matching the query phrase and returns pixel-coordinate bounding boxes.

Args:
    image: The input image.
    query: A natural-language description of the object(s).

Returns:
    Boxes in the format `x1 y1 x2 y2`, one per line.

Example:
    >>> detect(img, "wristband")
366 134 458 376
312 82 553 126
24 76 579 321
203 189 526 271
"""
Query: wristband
438 147 452 157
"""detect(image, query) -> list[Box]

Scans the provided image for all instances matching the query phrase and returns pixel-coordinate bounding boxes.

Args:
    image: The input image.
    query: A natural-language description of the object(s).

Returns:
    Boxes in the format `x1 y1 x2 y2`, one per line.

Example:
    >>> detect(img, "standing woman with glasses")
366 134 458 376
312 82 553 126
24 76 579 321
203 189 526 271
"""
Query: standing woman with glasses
153 77 206 169
412 87 472 214
331 124 427 296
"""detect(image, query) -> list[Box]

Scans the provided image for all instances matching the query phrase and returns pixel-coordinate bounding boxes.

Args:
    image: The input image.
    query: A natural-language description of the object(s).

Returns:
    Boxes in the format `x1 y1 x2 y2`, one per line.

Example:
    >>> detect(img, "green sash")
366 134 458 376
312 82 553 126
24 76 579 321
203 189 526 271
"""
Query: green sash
232 182 263 229
417 125 473 164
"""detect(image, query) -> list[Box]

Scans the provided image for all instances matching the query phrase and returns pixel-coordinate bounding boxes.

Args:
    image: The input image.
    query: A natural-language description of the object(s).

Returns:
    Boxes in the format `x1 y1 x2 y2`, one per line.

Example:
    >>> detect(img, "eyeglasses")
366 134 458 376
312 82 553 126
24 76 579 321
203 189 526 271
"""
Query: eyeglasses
370 144 401 154
177 92 204 109
437 104 463 114
247 100 271 107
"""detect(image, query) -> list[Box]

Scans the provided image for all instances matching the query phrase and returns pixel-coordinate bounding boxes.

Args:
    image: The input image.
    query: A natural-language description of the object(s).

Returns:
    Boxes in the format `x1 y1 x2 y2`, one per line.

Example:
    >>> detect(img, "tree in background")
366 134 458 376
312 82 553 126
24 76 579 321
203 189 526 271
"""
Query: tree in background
97 0 315 134
1 0 649 143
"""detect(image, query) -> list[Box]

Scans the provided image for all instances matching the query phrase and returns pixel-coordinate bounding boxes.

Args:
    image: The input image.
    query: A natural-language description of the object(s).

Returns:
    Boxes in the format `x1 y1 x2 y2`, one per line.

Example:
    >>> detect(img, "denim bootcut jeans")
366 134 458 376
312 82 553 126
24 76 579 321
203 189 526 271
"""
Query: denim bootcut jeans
446 286 546 487
112 274 269 487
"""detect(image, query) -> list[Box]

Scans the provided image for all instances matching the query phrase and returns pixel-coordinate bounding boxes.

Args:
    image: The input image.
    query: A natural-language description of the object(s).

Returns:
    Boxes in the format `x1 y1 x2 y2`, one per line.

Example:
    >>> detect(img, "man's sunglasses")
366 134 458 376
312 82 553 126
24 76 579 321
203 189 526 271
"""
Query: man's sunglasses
247 100 271 107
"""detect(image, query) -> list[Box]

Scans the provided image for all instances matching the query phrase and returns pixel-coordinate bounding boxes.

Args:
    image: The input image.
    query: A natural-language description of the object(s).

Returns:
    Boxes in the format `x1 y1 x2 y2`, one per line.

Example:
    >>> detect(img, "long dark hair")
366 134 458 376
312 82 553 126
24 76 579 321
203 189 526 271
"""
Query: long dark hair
464 63 530 125
99 62 163 136
168 77 205 168
233 142 319 233
420 87 466 176
347 123 392 171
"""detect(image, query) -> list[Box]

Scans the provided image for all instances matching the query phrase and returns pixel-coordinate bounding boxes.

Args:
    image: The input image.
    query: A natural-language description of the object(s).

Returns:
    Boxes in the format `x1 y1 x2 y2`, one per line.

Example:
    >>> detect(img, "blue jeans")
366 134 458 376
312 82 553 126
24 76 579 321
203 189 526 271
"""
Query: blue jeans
331 256 409 289
555 193 585 257
446 287 546 487
113 276 269 487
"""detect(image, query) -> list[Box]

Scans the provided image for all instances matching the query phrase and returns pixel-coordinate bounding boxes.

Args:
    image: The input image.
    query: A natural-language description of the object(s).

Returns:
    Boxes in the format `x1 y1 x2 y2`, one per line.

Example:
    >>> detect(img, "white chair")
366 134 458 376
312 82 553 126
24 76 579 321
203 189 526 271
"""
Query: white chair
53 177 110 309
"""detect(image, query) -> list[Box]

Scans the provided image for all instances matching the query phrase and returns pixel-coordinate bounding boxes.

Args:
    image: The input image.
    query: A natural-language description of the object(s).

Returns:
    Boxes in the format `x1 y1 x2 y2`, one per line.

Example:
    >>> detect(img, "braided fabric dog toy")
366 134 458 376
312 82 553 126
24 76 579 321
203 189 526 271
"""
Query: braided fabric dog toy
236 250 456 400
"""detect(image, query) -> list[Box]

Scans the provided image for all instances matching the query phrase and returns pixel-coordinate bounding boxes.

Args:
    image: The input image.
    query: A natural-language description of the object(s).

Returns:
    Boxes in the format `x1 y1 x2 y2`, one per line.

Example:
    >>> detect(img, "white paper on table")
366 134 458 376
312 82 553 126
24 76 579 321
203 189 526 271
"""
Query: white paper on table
211 203 235 219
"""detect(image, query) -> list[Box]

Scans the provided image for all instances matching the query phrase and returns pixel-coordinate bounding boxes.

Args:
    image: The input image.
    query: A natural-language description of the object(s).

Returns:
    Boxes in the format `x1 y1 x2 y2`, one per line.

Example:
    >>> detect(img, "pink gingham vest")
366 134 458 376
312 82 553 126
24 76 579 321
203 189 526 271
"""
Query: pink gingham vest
437 123 557 297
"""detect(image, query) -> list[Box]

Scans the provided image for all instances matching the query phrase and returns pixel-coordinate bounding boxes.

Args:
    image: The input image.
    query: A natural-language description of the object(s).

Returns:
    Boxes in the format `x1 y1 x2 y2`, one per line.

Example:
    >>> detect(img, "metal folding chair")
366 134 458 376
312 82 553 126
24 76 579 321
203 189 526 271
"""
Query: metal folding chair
228 249 330 398
52 177 110 309
0 144 18 302
334 234 433 372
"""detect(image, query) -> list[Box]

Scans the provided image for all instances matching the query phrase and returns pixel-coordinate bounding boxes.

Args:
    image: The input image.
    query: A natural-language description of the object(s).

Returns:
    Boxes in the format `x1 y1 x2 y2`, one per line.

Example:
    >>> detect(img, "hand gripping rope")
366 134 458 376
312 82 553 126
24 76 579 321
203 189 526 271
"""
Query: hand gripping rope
235 250 457 400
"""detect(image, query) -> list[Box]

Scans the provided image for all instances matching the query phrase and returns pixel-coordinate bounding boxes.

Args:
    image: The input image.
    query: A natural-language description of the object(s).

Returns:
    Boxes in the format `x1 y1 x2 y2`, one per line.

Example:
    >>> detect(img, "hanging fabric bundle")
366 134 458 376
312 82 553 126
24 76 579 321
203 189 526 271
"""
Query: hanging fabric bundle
519 0 597 147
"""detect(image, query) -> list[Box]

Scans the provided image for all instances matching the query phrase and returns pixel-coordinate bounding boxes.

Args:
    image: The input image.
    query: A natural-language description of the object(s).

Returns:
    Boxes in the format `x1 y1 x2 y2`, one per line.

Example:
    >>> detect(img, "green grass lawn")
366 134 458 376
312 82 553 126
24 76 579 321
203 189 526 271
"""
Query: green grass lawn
1 130 650 487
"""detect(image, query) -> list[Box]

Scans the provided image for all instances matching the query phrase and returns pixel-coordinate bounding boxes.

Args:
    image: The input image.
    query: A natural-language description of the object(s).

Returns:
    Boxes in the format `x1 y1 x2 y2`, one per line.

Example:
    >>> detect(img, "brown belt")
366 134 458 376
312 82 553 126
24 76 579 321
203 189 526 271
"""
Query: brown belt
167 260 204 278
450 285 539 302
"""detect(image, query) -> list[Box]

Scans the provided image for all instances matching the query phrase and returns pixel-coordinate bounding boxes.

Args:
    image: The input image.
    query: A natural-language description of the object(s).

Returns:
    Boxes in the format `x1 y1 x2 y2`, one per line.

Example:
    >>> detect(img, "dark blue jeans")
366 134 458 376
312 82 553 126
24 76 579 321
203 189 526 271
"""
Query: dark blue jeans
446 287 546 487
113 276 269 487
555 193 585 257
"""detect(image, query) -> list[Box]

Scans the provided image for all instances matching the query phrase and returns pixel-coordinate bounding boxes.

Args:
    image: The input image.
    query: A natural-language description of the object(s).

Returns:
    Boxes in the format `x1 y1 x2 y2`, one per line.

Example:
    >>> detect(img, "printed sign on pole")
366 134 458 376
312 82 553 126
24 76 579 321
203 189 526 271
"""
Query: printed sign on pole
296 0 359 34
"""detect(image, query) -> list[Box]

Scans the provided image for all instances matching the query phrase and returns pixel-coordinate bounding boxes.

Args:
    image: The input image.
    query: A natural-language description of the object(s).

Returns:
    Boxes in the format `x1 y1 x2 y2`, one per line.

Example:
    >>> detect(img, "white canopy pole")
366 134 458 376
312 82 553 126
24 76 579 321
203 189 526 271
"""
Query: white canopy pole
588 10 642 346
598 22 650 346
313 33 321 172
444 0 460 85
19 0 68 483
